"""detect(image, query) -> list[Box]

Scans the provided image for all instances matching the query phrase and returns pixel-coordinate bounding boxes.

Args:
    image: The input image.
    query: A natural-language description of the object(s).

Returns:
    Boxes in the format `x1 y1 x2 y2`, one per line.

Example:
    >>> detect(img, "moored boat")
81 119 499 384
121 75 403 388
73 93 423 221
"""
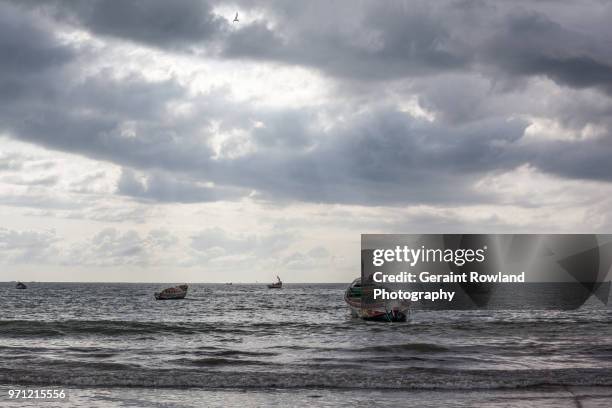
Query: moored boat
154 284 188 300
267 276 282 289
344 278 408 322
344 278 362 317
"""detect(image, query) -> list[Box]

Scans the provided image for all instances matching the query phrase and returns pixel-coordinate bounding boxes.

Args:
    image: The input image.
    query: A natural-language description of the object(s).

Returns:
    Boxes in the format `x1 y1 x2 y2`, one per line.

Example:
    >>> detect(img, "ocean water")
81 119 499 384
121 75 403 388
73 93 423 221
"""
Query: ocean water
1 282 611 407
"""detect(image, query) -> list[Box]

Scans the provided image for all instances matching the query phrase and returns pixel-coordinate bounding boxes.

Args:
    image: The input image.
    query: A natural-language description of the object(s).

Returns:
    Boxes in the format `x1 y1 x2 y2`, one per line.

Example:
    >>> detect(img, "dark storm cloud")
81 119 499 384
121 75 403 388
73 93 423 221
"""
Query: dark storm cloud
222 4 469 80
524 138 612 182
32 0 227 51
0 3 73 76
225 112 527 205
0 70 216 174
30 0 612 105
27 0 612 95
31 0 468 79
0 2 74 106
3 0 612 206
480 11 612 96
224 1 612 95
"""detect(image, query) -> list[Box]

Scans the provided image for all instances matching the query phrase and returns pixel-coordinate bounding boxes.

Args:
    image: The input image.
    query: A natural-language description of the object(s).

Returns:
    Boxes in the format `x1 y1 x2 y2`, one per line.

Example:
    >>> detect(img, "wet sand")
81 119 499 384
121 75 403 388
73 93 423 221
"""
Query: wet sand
2 385 612 407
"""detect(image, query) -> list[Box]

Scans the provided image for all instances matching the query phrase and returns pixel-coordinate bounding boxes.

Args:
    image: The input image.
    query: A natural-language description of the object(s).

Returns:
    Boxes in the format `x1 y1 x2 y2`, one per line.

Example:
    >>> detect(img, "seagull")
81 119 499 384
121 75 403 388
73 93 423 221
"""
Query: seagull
233 12 239 23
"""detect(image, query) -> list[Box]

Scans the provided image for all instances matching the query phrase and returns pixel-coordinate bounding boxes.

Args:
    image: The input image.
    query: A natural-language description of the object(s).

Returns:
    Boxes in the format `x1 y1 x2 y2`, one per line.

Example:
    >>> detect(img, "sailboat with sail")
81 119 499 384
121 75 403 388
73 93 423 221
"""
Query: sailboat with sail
267 276 282 289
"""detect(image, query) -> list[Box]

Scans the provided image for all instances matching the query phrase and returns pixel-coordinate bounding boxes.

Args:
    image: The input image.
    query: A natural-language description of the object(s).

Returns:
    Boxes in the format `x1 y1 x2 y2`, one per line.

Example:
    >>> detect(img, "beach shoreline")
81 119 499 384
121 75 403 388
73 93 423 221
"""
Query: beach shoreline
2 385 612 407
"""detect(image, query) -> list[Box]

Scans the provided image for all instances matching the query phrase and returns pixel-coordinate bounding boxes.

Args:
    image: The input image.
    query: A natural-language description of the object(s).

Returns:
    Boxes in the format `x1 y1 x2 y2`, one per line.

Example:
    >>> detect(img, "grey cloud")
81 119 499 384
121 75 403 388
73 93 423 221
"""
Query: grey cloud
0 227 59 263
1 73 215 175
39 0 612 96
223 22 285 60
524 138 612 182
146 229 178 249
0 2 72 76
0 192 82 210
3 0 612 208
2 174 59 186
190 227 294 260
117 168 244 203
213 111 528 205
551 91 612 132
35 0 226 51
250 110 316 149
225 2 612 96
282 246 331 270
223 2 469 80
65 228 178 266
63 205 153 224
0 152 26 171
481 11 612 95
26 0 468 80
0 36 603 207
0 2 74 112
191 227 256 253
0 225 179 267
60 73 186 121
91 228 144 260
383 211 515 234
307 246 330 258
68 171 108 193
0 148 57 171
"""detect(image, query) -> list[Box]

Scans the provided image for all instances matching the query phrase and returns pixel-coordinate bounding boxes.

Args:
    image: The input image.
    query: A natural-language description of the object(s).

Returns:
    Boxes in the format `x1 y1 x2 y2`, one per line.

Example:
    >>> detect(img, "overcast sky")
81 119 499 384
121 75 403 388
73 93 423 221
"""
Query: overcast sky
2 0 612 282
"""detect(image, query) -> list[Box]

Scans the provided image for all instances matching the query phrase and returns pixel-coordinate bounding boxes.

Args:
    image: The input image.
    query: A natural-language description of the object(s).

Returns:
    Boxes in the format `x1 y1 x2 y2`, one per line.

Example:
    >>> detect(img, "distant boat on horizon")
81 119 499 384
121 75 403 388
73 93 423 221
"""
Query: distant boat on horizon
16 282 27 290
267 276 282 289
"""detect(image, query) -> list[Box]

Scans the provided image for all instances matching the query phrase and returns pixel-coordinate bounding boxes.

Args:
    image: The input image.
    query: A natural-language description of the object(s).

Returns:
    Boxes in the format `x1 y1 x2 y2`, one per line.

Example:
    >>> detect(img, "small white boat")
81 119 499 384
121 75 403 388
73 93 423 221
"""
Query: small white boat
154 284 188 300
267 276 282 289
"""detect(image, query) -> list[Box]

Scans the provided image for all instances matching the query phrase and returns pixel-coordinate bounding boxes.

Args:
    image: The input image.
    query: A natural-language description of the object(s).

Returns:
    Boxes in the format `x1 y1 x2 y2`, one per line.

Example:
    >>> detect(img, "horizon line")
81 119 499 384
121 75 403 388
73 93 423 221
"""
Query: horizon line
1 281 348 284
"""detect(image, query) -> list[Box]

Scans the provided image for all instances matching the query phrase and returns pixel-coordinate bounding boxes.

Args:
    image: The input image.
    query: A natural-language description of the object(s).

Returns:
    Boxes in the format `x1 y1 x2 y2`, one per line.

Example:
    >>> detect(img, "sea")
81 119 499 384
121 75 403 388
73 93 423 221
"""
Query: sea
0 282 611 407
